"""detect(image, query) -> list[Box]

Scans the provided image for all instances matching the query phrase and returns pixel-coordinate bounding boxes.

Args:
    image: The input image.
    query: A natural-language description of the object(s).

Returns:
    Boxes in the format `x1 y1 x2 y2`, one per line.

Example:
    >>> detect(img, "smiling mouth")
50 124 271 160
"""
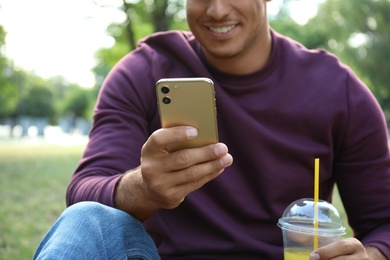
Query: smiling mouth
209 25 236 34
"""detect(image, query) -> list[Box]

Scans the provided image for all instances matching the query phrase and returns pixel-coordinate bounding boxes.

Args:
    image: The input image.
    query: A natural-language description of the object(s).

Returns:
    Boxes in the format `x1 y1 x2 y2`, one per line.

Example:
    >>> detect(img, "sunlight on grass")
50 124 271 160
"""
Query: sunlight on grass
0 143 84 259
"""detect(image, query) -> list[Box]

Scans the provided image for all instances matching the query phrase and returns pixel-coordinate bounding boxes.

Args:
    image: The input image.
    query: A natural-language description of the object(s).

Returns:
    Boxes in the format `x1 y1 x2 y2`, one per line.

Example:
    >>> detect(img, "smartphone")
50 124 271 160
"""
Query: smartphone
156 77 218 152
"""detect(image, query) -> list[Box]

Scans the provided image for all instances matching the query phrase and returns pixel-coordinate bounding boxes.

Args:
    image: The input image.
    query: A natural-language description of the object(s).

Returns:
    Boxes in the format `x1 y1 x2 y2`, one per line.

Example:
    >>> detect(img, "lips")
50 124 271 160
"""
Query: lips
209 25 236 34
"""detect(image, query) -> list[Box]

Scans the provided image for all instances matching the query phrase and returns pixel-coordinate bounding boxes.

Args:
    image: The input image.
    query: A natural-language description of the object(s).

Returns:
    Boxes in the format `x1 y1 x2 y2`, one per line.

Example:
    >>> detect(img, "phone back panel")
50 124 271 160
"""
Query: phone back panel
156 78 218 152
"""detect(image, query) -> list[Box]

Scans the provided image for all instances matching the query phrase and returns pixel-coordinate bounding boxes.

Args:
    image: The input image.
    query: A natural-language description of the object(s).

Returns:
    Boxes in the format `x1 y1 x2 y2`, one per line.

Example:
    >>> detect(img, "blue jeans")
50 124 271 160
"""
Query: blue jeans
34 202 160 260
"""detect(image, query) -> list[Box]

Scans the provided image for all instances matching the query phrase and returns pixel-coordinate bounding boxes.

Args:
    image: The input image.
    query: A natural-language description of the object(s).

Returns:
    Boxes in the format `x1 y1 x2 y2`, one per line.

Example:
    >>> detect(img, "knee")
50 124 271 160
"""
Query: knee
65 201 110 215
36 202 158 259
62 201 139 228
63 202 118 223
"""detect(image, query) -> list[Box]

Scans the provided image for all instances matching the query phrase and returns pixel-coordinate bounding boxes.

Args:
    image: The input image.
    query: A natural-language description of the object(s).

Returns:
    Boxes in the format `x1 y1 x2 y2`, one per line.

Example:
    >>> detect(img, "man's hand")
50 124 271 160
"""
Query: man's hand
309 238 386 260
115 126 233 221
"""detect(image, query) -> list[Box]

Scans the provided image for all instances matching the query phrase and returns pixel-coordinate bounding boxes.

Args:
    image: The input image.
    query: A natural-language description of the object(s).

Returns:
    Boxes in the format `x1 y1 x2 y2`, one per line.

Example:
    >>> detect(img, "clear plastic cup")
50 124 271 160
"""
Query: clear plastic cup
277 198 346 260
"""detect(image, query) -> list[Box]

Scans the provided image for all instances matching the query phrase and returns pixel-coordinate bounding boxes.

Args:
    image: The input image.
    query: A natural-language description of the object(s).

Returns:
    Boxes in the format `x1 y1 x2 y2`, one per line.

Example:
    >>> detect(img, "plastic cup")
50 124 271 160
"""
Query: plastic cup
277 198 346 260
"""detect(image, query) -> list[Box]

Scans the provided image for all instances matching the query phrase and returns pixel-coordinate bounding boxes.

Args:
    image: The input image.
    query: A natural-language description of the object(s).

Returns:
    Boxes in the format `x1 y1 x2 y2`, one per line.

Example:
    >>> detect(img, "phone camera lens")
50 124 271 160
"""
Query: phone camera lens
162 97 171 104
161 86 170 94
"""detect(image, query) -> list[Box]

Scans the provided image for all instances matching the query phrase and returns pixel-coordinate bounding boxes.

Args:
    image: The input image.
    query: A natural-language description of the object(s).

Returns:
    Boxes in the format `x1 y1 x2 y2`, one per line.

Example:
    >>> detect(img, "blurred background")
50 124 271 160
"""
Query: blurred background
0 0 389 258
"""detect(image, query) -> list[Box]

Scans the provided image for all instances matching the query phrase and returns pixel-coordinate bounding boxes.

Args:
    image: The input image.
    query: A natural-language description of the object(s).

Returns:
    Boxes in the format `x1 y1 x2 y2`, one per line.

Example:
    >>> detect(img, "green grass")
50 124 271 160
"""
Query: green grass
332 186 353 237
0 143 84 259
0 142 352 259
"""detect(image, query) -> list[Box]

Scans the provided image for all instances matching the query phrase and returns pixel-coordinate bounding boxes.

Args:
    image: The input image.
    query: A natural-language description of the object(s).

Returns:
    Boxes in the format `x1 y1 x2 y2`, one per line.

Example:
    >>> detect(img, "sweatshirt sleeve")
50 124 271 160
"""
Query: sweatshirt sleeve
65 31 212 208
66 48 159 208
333 70 390 257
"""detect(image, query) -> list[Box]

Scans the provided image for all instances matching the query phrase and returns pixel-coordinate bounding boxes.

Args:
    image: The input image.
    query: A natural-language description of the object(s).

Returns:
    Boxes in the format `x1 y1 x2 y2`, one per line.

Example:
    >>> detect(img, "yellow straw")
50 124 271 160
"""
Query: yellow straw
313 158 320 250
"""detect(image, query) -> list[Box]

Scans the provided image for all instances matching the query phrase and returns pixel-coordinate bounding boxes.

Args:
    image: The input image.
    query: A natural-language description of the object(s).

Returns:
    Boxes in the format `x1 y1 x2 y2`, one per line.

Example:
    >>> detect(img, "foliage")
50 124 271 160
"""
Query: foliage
0 26 18 120
270 0 390 117
308 0 390 105
60 86 92 118
0 81 18 119
92 0 188 89
0 25 7 70
120 0 186 41
0 67 29 119
0 63 94 122
17 80 55 119
0 0 389 122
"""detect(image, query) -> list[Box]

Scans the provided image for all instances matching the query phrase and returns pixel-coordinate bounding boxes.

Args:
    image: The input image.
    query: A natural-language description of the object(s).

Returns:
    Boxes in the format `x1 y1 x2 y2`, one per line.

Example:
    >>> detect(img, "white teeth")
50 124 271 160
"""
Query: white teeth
209 25 235 34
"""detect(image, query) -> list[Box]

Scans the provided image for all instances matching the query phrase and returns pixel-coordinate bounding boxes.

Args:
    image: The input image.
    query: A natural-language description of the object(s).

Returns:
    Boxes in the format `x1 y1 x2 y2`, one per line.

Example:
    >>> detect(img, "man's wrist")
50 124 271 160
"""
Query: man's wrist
114 168 157 221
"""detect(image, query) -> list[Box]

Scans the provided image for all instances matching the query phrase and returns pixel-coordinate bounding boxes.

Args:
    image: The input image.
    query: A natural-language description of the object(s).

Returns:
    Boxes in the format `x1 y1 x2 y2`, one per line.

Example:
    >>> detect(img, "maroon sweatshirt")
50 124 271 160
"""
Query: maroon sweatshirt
67 30 390 259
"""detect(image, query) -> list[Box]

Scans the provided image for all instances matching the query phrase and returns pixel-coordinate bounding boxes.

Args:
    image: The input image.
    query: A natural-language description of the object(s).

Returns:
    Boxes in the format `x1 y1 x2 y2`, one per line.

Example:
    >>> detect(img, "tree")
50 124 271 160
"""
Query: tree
17 79 55 119
92 0 187 90
0 79 19 119
307 0 390 117
120 0 186 47
0 25 19 120
270 0 390 118
0 25 6 71
61 86 92 119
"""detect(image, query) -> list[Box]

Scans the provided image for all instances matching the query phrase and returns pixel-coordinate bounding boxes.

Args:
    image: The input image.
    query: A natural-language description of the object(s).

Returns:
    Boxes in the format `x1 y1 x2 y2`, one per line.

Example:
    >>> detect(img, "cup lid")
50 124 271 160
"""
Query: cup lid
277 198 346 236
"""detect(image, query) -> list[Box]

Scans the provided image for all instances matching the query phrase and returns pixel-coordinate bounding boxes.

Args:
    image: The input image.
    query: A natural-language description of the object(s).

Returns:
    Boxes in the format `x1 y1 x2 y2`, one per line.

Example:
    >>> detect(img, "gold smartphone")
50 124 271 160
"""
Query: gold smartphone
156 77 218 152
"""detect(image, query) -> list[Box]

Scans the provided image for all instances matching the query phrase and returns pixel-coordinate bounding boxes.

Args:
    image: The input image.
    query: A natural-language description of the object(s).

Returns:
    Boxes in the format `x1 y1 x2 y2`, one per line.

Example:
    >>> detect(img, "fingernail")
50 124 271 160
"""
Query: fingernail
186 127 198 138
214 143 227 156
310 253 320 260
220 154 233 167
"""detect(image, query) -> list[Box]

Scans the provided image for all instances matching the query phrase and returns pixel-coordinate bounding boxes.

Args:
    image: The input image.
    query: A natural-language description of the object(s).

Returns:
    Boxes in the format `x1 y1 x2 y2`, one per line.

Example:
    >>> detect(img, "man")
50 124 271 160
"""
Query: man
35 0 390 259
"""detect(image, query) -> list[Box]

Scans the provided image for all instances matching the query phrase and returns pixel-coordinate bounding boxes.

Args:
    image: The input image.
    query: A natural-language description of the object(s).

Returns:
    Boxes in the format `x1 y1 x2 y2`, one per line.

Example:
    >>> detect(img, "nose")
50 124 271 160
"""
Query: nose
206 0 231 21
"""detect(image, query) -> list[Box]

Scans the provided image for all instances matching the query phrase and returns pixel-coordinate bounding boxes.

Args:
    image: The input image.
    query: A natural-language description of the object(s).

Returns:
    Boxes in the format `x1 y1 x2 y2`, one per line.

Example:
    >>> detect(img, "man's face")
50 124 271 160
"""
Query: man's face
186 0 269 61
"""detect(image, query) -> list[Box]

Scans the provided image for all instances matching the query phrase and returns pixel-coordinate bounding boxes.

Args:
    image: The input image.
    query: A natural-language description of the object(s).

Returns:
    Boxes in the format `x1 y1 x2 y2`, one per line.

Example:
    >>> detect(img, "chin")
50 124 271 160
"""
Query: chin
205 45 242 59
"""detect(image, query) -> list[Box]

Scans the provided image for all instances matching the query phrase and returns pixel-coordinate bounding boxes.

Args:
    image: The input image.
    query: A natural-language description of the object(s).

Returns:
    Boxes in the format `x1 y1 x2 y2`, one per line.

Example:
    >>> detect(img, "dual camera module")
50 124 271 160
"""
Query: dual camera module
161 86 171 104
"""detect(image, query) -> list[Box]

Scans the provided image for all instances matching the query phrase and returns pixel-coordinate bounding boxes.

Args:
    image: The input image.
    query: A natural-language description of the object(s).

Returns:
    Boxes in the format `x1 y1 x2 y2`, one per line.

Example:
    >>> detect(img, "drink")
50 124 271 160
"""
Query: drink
284 247 313 260
277 198 346 260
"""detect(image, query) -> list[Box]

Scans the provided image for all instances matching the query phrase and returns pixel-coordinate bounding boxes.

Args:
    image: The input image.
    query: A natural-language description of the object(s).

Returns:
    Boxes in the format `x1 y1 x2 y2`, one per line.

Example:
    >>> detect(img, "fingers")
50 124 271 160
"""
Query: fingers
167 143 231 172
143 126 231 174
171 145 233 185
140 126 233 209
146 144 233 202
142 126 198 155
310 238 369 260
